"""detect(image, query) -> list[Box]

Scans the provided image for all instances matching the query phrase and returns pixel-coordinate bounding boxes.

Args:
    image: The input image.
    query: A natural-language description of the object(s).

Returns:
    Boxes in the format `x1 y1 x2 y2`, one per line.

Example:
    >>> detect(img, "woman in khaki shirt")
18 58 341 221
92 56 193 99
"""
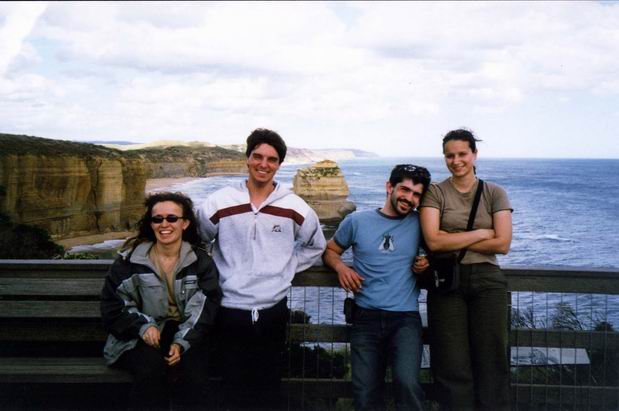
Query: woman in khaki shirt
419 129 513 411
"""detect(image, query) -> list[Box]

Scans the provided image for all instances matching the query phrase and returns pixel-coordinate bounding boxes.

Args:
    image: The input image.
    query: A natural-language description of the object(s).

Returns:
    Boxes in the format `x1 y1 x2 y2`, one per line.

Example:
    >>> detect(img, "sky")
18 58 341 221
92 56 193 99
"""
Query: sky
1 1 619 159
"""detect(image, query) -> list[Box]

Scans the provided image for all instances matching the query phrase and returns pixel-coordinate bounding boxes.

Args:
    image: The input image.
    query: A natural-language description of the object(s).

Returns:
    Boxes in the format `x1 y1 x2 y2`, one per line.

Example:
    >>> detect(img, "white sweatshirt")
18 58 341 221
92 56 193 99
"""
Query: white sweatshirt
197 180 326 310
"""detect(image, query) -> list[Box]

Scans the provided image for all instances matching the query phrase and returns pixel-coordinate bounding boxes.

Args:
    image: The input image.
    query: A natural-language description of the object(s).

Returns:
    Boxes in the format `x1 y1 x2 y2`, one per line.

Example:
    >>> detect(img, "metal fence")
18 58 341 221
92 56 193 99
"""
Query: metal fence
1 261 617 410
287 266 619 410
506 267 619 410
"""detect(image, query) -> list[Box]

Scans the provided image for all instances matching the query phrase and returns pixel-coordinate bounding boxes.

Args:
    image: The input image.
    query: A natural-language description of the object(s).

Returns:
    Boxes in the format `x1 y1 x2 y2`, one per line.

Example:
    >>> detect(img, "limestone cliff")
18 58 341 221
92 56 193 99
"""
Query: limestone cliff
0 134 246 239
292 160 356 223
0 135 146 238
128 145 245 177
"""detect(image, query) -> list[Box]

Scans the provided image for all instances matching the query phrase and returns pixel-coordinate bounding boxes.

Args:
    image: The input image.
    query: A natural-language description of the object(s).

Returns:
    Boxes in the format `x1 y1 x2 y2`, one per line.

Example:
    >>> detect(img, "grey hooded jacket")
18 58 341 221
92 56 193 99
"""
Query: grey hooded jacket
100 241 221 365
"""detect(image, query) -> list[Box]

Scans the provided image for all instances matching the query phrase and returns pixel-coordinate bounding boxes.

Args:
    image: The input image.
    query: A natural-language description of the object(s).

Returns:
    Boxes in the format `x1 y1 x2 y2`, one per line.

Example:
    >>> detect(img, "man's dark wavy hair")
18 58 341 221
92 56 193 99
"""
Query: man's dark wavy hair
245 128 287 164
389 164 432 194
122 192 201 251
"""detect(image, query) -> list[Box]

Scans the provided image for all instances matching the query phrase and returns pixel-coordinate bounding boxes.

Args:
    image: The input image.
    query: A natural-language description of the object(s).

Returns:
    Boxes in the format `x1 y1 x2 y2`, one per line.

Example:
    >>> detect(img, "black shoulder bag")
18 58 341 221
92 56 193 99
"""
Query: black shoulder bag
424 179 484 293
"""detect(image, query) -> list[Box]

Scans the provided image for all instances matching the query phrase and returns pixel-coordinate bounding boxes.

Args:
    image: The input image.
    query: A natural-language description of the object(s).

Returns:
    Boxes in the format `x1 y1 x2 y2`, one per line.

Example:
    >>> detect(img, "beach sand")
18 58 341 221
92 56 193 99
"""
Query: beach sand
58 174 247 249
145 174 245 193
57 231 135 249
56 177 199 249
145 177 203 193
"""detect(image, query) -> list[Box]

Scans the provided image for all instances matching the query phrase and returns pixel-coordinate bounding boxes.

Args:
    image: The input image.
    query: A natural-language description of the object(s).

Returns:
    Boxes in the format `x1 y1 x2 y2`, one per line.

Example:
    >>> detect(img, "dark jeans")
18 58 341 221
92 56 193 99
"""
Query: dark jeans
215 297 289 410
114 320 212 411
428 263 510 411
351 306 424 411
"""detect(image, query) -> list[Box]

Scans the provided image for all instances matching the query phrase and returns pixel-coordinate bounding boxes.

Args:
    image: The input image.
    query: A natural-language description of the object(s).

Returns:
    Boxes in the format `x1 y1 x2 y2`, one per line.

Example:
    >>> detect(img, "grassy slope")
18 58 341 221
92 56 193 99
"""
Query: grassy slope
0 133 244 161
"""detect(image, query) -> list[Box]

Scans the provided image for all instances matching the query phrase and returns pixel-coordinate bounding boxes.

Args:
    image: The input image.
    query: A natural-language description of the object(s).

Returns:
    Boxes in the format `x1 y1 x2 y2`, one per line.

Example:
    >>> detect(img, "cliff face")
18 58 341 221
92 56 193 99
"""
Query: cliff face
0 153 145 238
135 145 246 178
0 134 246 239
292 160 356 223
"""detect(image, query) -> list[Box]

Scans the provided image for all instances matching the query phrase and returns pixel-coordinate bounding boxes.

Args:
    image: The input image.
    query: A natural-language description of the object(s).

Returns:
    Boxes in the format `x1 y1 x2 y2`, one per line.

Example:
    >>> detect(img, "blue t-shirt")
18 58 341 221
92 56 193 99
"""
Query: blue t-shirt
333 209 421 312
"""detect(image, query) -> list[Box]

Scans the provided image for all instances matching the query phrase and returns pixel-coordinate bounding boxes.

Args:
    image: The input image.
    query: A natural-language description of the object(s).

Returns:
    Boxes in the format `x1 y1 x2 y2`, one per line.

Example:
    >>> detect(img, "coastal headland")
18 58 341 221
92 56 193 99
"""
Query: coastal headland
0 133 246 240
0 133 372 246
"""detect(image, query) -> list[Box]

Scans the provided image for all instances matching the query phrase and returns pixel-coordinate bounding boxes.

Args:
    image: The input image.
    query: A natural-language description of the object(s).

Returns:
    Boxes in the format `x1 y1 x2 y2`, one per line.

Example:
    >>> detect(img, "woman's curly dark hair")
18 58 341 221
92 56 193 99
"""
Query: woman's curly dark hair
122 192 202 251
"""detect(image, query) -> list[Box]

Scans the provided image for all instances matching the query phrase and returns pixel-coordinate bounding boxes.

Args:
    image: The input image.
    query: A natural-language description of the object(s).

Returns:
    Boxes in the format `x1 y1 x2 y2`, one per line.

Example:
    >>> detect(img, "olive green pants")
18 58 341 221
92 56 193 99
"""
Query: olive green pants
427 263 510 411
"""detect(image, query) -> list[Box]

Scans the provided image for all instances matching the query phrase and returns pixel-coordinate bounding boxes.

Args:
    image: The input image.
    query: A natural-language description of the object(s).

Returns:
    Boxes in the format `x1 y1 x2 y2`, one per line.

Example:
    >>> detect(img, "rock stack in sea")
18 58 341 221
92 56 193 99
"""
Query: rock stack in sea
292 160 356 223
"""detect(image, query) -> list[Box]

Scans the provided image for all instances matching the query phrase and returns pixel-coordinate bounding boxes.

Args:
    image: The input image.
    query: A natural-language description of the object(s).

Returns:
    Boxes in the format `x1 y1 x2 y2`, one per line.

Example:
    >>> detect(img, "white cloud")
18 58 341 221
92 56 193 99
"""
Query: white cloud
1 1 619 157
36 2 360 75
0 2 46 76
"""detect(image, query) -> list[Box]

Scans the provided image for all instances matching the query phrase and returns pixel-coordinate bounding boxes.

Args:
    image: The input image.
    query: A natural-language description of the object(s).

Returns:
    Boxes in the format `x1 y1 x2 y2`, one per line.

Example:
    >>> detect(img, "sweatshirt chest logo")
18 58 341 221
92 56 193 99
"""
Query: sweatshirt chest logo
272 224 282 233
378 233 395 252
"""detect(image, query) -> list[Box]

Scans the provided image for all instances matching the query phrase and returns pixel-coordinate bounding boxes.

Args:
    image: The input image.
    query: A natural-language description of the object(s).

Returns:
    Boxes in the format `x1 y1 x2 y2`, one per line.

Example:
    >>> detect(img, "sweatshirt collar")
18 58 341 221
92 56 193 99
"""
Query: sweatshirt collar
237 179 290 208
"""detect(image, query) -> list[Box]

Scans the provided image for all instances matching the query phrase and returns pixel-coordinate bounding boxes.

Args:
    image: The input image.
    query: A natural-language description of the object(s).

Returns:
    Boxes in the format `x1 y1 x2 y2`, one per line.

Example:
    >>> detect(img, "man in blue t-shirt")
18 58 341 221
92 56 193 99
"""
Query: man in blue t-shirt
323 164 431 411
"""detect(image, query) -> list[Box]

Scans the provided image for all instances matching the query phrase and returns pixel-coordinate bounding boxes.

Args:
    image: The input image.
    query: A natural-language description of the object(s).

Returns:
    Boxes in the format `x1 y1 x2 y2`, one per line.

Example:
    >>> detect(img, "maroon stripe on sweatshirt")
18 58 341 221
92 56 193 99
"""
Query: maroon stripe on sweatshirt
210 204 253 224
261 205 305 226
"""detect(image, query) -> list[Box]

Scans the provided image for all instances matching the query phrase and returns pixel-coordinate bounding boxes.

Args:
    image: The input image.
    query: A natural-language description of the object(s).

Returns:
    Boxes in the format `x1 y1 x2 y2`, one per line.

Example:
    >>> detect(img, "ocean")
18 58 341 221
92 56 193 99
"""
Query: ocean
175 157 619 269
75 158 619 328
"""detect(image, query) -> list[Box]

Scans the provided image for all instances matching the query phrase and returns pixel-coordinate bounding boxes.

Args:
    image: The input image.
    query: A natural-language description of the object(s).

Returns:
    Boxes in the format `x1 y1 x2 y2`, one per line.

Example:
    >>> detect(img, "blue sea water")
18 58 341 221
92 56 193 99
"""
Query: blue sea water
177 157 619 269
166 158 619 329
78 158 619 328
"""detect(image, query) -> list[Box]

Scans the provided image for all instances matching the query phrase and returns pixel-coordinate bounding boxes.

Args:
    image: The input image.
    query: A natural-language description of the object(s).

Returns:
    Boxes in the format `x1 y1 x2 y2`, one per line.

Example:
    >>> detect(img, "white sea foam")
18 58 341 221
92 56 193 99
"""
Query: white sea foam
520 234 575 243
69 239 125 253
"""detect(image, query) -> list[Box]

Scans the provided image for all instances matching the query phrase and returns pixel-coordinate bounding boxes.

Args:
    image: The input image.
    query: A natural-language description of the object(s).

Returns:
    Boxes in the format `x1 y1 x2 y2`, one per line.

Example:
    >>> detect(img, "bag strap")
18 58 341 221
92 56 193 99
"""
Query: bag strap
457 179 484 263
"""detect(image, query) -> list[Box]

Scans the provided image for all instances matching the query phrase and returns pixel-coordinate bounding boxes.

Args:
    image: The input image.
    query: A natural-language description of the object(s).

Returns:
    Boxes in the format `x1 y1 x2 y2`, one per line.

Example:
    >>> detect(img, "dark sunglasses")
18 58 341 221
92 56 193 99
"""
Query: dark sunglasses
150 215 184 224
394 164 431 179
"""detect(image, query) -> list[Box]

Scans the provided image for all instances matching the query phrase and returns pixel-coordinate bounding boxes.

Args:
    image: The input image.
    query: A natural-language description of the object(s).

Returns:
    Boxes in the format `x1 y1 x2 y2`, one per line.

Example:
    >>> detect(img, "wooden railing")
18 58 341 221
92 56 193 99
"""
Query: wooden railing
1 260 618 410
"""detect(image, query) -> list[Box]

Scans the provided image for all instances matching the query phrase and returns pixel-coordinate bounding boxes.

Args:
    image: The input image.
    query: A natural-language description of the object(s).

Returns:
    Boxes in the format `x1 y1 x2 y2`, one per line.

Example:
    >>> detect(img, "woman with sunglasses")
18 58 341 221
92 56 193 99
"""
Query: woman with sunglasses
419 129 513 411
101 192 221 410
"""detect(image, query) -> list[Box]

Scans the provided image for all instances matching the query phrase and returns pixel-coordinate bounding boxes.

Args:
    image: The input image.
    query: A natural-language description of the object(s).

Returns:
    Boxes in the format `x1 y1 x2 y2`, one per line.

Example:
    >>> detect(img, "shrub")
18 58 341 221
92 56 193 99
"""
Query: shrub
0 213 64 259
63 252 99 260
511 301 618 387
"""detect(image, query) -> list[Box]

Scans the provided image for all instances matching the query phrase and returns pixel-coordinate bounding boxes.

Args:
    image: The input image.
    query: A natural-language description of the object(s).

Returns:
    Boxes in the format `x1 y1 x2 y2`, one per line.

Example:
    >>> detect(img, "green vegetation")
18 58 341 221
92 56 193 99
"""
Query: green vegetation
0 212 64 259
0 133 244 164
285 343 348 379
133 144 244 161
298 166 341 179
284 310 351 410
0 133 128 158
63 251 99 260
285 310 349 379
511 302 618 387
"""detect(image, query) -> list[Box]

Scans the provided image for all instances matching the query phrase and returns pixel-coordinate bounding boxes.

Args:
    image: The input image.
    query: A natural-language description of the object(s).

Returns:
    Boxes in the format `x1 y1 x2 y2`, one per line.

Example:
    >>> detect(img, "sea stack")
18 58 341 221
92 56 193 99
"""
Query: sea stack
292 160 356 223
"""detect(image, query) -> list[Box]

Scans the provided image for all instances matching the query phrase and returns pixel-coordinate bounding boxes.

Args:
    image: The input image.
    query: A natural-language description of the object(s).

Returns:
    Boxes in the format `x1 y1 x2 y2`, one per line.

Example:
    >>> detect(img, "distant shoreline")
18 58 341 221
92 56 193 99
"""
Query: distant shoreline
145 173 246 193
145 177 202 193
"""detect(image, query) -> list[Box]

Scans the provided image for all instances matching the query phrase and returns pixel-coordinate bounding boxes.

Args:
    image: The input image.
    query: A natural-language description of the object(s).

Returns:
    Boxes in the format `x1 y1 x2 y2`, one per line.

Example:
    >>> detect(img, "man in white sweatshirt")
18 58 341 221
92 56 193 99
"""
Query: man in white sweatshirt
198 128 326 409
